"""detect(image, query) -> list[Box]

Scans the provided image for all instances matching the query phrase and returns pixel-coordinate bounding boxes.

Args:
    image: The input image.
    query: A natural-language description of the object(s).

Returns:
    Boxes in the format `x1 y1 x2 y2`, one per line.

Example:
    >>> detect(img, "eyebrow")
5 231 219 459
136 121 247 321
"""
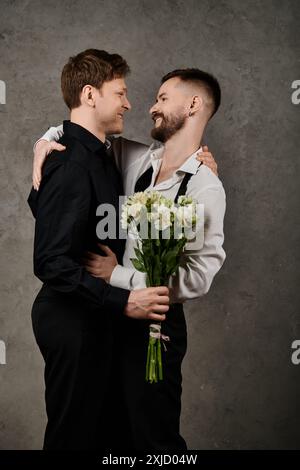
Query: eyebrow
156 92 167 102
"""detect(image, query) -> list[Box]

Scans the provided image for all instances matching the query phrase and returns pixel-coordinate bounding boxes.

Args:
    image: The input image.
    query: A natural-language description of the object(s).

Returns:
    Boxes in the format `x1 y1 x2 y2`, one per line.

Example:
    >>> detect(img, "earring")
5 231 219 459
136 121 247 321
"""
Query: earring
189 111 192 116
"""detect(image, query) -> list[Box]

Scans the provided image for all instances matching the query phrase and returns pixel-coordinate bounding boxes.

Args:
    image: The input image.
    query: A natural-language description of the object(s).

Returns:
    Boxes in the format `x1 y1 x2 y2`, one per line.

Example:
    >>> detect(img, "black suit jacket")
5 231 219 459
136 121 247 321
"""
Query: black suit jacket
27 120 130 316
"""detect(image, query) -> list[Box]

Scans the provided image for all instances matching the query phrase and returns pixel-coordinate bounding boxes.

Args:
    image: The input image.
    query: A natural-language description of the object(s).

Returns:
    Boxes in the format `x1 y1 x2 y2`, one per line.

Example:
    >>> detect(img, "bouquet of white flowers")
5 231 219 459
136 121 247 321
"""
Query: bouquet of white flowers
121 190 199 383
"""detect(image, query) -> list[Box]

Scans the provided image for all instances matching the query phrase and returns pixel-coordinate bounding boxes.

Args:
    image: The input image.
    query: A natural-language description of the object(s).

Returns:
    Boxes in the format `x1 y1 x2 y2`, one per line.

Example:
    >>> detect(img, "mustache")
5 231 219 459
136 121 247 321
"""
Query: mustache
152 113 165 122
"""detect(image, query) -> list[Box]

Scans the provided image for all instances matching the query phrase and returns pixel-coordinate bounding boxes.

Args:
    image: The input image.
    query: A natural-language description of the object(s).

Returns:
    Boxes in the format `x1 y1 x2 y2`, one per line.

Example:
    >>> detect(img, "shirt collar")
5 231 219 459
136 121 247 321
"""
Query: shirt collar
63 120 108 154
149 143 203 175
178 146 203 174
105 139 111 150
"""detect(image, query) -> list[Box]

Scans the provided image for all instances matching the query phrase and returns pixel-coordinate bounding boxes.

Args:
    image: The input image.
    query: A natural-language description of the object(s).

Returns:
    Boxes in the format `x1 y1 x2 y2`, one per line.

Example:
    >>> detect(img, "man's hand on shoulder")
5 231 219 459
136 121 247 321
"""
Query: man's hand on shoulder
33 139 66 191
196 145 218 176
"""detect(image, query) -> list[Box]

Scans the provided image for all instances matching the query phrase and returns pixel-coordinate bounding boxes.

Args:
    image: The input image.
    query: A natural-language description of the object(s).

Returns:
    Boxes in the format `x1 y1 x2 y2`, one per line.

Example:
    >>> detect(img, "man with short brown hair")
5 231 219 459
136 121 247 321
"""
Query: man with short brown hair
27 49 170 450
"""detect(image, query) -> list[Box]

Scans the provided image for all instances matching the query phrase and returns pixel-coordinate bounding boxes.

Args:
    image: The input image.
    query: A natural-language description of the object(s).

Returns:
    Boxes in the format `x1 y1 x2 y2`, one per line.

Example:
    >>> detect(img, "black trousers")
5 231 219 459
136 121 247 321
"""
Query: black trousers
109 303 188 451
32 286 187 451
31 284 117 450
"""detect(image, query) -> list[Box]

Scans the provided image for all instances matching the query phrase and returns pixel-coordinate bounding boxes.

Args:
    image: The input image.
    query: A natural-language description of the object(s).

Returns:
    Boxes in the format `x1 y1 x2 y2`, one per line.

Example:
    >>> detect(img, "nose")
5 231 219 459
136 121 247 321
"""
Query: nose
149 103 158 115
123 96 132 111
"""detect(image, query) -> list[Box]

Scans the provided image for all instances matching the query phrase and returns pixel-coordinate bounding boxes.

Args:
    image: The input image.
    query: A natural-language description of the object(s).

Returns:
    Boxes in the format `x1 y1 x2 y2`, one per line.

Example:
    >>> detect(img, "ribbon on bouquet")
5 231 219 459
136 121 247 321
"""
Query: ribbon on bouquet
149 323 170 352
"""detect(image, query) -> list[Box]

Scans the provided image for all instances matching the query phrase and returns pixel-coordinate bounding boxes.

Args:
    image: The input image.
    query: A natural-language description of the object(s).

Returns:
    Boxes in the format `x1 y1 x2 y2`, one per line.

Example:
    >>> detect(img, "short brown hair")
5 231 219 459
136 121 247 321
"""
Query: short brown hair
61 49 130 110
161 68 221 119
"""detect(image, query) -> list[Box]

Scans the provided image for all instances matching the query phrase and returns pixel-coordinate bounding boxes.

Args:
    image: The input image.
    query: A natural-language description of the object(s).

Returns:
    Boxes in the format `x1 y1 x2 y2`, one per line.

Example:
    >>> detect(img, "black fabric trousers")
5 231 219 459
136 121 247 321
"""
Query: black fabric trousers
31 284 118 451
32 286 187 451
107 303 188 451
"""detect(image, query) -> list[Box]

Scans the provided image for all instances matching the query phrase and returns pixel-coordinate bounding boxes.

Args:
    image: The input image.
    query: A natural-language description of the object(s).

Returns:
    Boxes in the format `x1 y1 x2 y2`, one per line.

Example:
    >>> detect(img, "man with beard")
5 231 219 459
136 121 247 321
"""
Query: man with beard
32 68 225 450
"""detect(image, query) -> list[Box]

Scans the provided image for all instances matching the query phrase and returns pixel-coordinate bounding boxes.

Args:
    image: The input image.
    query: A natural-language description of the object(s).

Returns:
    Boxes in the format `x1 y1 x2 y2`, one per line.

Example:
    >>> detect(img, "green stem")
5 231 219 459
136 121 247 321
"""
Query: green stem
146 340 151 380
153 341 157 383
149 341 154 383
157 339 162 380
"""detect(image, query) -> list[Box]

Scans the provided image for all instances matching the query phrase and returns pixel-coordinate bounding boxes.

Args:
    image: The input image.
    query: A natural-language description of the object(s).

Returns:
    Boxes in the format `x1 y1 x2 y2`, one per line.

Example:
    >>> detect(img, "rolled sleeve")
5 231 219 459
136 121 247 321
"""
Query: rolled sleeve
33 124 64 150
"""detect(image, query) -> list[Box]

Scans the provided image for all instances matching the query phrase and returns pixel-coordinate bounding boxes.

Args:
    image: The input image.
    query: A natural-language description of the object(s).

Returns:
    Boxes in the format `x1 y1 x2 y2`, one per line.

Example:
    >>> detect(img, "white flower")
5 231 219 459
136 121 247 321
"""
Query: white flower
178 195 193 206
128 191 150 206
176 204 194 227
153 205 172 231
128 202 143 220
121 205 129 229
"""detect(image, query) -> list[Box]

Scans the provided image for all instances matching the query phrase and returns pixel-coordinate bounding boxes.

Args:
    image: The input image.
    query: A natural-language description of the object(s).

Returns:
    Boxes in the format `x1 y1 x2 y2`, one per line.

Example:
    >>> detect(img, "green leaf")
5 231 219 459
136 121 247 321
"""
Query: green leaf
134 247 145 269
130 257 146 272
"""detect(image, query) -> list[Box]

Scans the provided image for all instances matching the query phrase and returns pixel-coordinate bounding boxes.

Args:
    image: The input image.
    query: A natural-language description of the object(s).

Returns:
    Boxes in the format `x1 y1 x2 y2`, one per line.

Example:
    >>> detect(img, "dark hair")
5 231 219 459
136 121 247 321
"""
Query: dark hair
61 49 130 110
161 68 221 118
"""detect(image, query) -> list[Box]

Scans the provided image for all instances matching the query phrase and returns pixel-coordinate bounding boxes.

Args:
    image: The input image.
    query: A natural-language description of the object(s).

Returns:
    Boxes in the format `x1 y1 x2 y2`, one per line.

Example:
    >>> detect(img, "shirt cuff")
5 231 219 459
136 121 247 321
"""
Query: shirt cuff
110 264 133 290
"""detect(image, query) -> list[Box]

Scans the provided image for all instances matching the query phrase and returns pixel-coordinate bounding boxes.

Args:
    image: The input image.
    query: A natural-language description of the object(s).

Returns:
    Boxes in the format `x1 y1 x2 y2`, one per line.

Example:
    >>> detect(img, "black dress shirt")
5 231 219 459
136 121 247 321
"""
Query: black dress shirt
27 120 130 316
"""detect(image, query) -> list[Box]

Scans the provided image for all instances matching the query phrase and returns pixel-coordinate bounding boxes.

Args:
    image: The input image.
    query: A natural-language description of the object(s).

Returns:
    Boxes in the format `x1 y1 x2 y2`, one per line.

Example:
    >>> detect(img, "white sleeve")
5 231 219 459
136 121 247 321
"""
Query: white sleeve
33 124 64 150
168 185 226 302
109 185 226 302
110 264 147 290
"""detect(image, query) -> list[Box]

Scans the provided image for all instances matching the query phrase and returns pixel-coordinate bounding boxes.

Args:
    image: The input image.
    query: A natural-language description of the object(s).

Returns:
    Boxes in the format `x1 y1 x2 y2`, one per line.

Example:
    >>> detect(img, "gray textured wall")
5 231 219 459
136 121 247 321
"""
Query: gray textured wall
0 0 299 450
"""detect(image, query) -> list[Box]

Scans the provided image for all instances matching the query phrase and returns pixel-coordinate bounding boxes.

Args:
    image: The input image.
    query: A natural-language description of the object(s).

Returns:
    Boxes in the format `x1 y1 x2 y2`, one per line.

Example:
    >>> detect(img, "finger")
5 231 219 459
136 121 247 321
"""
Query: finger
33 170 41 188
196 157 215 167
148 313 166 322
85 266 100 276
84 256 103 267
83 259 94 266
32 176 37 190
85 265 95 273
154 295 169 305
202 145 209 152
85 251 102 260
98 243 114 256
82 256 94 265
196 155 207 162
88 262 104 271
196 152 212 158
32 174 40 191
51 142 66 152
83 260 96 268
198 159 214 167
152 304 169 313
152 286 169 296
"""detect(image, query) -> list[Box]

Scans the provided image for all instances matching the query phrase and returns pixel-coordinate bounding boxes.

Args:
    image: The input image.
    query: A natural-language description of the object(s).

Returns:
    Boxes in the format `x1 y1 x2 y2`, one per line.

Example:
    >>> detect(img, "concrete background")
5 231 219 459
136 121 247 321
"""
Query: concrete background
0 0 299 449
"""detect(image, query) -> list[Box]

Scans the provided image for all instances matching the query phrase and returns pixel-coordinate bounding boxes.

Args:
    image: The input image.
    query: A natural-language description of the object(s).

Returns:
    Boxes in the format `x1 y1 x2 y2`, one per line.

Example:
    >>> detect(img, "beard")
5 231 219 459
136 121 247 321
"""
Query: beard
151 110 186 143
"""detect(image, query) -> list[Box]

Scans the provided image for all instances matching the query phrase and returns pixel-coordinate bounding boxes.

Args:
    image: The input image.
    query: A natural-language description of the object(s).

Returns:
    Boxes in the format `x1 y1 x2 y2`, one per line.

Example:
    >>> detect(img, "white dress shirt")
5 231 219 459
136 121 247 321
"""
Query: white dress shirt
37 126 226 303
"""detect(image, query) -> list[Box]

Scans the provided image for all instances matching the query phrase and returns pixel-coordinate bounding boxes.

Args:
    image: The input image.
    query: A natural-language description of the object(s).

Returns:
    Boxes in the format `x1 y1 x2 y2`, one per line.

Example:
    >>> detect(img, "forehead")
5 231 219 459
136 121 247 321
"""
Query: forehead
157 77 182 96
105 77 127 90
